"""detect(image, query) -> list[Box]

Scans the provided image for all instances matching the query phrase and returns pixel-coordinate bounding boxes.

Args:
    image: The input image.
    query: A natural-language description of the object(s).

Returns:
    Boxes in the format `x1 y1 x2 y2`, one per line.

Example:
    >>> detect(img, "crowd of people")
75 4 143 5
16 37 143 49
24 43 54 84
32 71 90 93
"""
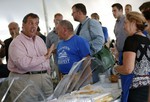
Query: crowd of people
0 1 150 102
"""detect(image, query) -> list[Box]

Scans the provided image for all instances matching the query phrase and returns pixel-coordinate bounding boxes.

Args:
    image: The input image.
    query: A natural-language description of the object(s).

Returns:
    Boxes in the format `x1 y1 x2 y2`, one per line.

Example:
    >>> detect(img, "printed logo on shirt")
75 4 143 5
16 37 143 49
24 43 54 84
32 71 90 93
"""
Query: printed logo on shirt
58 50 67 58
58 48 70 65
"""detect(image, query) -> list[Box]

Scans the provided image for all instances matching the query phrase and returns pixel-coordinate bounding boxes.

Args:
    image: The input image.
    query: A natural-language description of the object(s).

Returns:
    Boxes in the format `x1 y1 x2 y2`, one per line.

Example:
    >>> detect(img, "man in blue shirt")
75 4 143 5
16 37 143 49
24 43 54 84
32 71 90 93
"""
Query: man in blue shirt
56 20 91 75
71 3 104 55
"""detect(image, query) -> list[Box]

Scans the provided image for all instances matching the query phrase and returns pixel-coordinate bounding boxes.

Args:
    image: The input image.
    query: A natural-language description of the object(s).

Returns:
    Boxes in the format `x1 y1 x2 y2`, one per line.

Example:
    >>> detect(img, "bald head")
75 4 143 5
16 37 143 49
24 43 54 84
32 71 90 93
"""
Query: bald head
8 22 20 38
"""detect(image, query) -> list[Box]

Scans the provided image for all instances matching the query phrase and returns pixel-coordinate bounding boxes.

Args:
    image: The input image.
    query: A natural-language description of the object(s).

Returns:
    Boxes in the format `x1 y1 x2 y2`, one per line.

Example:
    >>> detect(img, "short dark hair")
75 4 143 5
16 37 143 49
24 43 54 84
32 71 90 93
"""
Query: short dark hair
54 13 63 18
139 2 150 20
72 3 87 15
91 13 99 20
125 4 132 8
139 1 150 11
142 11 150 20
22 13 39 23
112 3 123 11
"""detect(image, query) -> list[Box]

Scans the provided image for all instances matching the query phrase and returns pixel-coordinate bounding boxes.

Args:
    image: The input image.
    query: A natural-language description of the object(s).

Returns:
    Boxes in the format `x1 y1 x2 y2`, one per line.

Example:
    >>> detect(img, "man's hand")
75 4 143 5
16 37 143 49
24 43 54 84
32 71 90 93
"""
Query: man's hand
45 44 55 60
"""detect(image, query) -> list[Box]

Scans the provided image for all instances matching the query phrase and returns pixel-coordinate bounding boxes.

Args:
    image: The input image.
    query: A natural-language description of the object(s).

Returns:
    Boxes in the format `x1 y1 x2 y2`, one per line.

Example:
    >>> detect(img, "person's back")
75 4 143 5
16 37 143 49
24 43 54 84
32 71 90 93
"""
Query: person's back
91 13 109 43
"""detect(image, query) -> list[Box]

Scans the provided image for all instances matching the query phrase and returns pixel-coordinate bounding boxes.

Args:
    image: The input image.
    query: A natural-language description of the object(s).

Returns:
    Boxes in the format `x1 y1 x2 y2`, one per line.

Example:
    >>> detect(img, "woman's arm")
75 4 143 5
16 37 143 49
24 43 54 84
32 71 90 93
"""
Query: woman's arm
115 51 136 75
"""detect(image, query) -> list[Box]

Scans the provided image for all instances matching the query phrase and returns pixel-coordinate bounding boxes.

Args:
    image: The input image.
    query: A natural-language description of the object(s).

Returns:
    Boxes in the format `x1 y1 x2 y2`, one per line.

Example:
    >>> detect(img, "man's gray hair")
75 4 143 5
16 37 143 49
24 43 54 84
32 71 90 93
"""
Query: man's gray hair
59 20 74 32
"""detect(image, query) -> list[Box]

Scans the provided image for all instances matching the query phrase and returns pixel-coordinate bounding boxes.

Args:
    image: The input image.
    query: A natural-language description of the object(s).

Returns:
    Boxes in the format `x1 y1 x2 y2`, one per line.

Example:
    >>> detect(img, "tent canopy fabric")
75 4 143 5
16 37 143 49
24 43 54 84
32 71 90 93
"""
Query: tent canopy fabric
0 0 149 40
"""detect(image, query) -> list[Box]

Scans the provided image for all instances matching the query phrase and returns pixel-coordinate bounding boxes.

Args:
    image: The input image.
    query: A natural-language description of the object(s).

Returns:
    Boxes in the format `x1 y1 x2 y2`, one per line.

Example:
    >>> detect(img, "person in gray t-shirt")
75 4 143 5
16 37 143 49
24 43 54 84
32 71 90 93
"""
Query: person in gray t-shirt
46 13 63 49
46 13 63 84
112 3 128 64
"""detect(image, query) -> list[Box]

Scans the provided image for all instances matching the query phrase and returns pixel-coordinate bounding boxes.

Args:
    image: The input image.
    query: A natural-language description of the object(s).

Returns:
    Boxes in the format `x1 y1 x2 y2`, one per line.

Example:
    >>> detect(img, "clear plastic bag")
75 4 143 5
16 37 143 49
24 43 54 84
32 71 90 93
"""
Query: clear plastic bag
0 77 47 102
49 57 108 100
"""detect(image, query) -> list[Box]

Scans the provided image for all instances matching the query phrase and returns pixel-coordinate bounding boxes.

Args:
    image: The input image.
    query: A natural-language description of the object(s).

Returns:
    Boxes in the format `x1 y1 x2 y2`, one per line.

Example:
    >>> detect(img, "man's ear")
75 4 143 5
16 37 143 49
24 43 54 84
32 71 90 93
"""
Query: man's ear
119 9 123 13
18 27 20 32
63 27 67 33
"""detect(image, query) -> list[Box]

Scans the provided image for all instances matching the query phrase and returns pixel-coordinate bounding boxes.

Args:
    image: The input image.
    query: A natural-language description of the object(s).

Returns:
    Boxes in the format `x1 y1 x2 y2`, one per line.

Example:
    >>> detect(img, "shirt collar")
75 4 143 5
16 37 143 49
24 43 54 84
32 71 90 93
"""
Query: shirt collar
81 16 89 25
53 27 57 34
21 32 36 41
116 15 125 22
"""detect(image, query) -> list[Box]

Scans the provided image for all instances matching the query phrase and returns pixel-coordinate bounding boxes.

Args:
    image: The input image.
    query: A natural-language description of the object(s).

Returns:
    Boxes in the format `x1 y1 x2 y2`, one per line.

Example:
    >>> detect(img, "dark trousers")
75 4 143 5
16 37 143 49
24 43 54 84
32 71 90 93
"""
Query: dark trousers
128 86 149 102
0 64 10 78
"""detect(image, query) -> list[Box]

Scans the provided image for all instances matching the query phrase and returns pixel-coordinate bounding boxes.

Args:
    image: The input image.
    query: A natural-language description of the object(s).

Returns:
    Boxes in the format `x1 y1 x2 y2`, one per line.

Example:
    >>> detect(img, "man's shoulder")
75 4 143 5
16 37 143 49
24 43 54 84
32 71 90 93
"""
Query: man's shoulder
39 33 46 38
9 35 21 45
73 35 88 43
89 19 99 24
102 26 107 29
81 18 100 31
4 38 13 48
4 37 13 43
120 15 126 22
73 35 83 39
47 30 57 37
87 19 102 29
82 18 98 26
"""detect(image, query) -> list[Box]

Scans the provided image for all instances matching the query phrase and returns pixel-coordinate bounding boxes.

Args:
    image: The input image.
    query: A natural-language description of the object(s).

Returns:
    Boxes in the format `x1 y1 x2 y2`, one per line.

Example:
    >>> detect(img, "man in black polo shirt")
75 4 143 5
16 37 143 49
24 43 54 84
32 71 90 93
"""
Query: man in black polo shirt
0 22 20 63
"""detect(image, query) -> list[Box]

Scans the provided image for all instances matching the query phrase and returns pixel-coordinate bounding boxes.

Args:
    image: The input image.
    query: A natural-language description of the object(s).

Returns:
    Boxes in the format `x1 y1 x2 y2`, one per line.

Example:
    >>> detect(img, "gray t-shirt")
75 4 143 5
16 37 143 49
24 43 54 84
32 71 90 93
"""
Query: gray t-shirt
114 15 128 52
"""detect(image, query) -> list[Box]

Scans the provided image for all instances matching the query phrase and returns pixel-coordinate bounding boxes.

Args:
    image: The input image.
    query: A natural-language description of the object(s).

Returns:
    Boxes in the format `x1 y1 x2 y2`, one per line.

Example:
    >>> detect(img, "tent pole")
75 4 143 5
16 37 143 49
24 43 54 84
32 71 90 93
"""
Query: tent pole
42 0 49 35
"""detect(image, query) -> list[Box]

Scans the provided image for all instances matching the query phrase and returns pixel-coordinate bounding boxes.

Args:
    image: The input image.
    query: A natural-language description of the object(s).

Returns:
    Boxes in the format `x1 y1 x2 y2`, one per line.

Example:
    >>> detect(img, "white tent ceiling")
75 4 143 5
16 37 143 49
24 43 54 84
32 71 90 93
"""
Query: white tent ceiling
0 0 149 41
